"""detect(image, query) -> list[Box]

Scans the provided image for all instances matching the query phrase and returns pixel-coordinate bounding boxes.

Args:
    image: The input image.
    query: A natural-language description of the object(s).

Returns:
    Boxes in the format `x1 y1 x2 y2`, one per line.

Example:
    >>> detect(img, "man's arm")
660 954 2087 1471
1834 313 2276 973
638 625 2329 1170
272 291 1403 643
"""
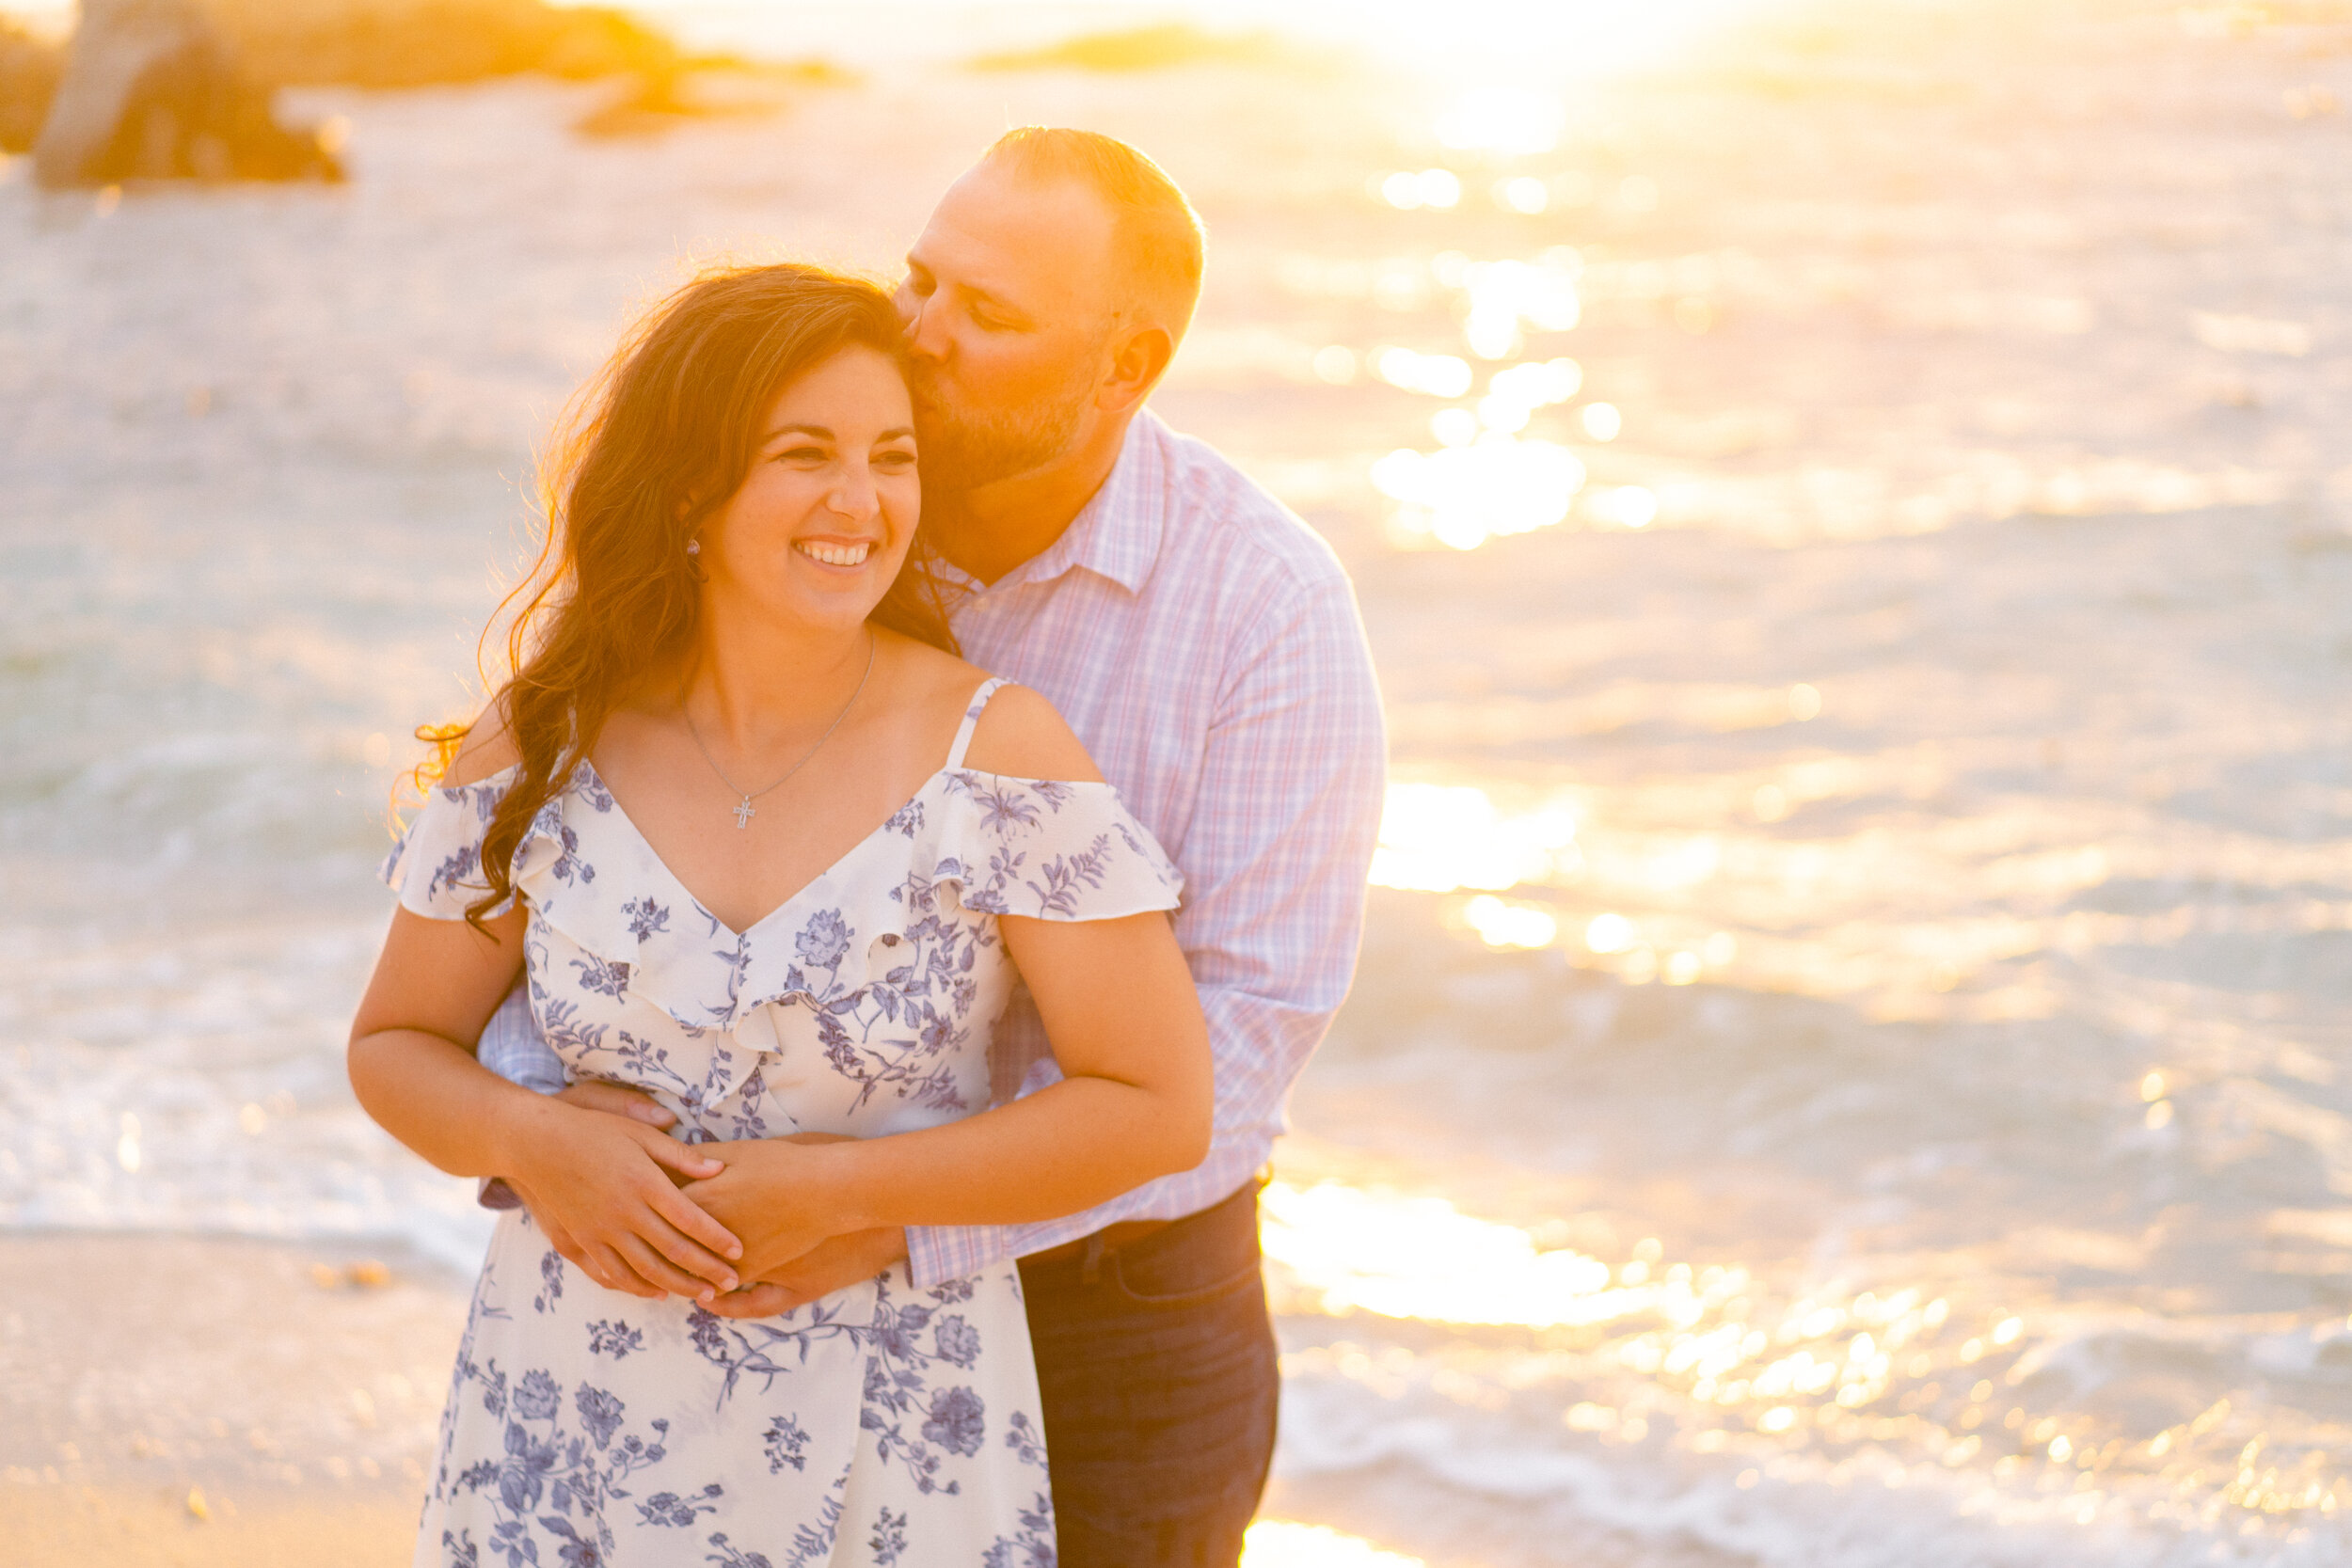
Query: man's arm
904 569 1386 1288
471 983 568 1209
479 984 568 1093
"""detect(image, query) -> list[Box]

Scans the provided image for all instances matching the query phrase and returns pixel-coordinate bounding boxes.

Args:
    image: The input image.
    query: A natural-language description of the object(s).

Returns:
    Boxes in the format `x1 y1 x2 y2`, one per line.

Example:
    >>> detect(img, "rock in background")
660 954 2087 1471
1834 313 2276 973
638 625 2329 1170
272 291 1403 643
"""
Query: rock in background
32 0 342 185
200 0 801 139
195 0 679 89
0 22 64 154
4 0 781 177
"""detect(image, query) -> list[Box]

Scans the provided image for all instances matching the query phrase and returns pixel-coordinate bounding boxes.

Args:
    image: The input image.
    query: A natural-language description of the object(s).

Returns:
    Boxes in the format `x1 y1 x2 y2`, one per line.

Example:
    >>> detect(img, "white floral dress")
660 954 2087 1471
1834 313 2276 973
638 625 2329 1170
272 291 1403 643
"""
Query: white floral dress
381 678 1182 1568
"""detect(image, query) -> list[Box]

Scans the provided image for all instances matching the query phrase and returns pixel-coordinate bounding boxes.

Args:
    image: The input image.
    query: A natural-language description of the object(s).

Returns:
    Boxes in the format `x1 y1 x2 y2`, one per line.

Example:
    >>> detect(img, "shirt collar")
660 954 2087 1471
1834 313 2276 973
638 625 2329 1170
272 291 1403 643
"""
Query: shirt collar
965 411 1168 597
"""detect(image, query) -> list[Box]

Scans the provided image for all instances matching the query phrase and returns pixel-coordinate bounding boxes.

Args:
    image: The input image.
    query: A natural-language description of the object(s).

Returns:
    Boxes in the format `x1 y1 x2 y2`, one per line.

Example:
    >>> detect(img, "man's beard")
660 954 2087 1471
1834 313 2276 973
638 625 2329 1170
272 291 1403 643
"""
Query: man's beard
910 361 1094 495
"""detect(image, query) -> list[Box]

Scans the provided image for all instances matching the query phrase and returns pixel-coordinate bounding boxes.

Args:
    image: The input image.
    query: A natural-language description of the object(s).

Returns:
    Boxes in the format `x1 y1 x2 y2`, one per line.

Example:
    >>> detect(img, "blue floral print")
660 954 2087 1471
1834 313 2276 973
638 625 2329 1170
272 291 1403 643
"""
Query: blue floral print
383 680 1175 1566
934 1315 981 1369
922 1387 986 1457
571 953 630 998
794 909 851 971
428 844 481 903
982 1493 1057 1568
587 1320 644 1360
869 1506 909 1566
761 1416 810 1474
1002 1411 1048 1469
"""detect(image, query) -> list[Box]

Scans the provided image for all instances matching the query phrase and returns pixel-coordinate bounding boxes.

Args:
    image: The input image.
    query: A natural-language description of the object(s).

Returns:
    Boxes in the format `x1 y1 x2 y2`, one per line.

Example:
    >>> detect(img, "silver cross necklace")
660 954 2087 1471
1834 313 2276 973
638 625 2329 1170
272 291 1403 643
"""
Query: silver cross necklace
680 630 876 830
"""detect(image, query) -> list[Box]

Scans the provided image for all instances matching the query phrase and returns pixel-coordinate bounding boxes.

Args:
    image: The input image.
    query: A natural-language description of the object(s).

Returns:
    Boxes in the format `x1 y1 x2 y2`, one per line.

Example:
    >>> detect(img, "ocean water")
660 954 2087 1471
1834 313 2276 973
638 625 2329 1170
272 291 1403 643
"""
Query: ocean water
4 1 2352 1561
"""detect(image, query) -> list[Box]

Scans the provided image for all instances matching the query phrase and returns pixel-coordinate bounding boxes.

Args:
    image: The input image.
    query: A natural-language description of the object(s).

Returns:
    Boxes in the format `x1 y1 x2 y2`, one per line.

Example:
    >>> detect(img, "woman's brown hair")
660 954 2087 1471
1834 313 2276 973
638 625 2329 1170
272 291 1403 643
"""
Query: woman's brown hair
418 261 957 926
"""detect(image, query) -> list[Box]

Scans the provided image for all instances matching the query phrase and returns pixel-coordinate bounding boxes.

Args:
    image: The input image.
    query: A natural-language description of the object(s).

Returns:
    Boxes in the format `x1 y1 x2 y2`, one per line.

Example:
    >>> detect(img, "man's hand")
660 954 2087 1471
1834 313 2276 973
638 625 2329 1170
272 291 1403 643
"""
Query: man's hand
704 1226 911 1319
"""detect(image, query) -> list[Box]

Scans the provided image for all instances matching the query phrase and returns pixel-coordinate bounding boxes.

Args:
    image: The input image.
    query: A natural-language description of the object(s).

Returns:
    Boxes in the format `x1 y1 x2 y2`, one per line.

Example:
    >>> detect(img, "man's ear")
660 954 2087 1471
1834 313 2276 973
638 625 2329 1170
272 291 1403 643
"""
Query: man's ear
1096 324 1176 416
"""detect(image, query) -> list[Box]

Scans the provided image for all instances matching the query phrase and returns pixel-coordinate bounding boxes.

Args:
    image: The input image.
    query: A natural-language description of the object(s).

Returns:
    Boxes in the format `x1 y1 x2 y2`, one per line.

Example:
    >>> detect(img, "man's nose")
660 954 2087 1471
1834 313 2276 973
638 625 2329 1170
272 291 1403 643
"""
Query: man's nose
903 296 949 362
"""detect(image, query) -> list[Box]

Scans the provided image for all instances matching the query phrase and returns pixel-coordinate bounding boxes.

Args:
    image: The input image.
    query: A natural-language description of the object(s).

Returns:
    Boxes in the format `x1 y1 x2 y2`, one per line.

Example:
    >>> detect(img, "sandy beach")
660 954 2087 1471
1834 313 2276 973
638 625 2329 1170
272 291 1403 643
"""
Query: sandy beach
0 1233 465 1564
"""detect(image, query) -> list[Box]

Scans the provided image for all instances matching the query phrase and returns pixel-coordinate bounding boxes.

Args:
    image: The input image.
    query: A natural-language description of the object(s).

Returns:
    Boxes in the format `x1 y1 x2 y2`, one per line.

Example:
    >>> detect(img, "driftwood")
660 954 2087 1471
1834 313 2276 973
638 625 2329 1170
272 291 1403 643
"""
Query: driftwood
32 0 342 186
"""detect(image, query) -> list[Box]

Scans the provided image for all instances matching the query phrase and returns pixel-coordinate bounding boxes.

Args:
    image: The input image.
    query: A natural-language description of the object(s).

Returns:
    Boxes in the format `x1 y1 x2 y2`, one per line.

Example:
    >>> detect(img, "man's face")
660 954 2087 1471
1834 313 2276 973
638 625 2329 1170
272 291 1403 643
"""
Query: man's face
895 165 1123 491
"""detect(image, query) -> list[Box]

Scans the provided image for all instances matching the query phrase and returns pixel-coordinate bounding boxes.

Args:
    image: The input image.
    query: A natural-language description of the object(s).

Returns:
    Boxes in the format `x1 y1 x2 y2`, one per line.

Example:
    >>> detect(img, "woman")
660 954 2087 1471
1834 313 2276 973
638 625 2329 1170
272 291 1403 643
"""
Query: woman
348 262 1212 1567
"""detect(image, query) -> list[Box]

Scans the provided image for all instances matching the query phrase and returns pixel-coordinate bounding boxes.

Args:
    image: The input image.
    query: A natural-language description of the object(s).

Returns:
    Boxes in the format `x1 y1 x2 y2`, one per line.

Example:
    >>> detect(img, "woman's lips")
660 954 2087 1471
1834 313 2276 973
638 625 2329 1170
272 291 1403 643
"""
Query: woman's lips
794 539 874 567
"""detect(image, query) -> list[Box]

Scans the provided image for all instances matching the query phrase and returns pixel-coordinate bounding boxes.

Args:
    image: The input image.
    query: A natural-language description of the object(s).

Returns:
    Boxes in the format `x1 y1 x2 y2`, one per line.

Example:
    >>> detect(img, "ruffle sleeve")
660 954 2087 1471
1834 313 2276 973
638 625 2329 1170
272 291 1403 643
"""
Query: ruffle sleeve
931 768 1184 921
378 766 519 921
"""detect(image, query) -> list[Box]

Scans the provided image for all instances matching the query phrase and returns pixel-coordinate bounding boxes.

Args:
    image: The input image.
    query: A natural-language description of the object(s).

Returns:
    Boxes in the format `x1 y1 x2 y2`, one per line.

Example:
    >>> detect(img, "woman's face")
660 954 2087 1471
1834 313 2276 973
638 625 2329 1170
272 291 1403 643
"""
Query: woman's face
700 343 920 638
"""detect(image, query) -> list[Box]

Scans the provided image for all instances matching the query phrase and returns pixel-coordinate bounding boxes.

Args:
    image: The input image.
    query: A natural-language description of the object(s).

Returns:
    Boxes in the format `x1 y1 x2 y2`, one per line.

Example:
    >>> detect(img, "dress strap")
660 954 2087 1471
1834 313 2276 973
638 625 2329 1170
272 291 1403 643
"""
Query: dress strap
946 677 1015 770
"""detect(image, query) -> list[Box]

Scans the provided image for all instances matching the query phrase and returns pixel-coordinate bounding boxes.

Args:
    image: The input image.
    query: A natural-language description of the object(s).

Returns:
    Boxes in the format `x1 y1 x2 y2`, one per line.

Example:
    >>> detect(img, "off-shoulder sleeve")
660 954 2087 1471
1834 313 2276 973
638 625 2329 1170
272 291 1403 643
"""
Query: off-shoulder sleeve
935 769 1184 921
378 768 518 921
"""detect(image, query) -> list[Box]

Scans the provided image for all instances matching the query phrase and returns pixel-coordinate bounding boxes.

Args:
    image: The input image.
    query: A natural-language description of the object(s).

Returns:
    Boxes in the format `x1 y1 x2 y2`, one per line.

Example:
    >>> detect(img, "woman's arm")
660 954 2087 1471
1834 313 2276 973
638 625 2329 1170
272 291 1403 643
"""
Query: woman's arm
348 906 748 1301
681 684 1213 1279
346 719 746 1302
684 907 1211 1276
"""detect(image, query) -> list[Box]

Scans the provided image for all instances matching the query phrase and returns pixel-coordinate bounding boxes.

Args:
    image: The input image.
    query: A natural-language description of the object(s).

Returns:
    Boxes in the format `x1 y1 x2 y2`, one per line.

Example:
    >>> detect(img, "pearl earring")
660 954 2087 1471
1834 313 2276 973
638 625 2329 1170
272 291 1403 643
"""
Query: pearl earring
686 538 701 556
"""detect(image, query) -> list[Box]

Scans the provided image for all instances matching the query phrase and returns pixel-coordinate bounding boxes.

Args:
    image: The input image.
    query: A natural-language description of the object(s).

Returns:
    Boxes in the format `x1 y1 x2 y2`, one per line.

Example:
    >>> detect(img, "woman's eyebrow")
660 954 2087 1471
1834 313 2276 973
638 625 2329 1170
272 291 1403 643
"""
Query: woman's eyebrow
763 423 916 444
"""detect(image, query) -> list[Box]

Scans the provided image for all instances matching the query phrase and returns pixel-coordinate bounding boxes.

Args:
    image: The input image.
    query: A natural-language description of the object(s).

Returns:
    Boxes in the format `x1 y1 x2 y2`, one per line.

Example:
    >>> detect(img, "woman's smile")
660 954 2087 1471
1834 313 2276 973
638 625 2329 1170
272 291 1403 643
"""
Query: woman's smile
793 536 877 569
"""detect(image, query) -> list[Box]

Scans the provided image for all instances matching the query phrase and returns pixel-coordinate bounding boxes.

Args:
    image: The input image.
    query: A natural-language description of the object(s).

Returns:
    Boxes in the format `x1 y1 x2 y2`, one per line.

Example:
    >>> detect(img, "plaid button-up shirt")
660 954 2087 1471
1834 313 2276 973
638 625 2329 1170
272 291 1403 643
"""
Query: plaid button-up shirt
479 409 1386 1286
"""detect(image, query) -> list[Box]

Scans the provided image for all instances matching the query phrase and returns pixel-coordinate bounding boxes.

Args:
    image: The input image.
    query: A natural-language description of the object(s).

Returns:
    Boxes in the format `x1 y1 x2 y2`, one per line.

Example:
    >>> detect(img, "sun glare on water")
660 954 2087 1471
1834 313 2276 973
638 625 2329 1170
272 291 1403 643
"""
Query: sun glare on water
1371 782 1579 894
1257 1180 2348 1538
1228 0 1777 80
1262 1180 1635 1329
1242 1521 1424 1568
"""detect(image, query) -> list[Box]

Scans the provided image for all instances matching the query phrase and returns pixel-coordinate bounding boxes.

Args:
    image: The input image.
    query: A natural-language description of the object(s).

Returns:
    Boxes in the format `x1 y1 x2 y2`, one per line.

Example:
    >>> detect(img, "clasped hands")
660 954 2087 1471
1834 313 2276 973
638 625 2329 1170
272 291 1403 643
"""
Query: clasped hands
502 1080 906 1319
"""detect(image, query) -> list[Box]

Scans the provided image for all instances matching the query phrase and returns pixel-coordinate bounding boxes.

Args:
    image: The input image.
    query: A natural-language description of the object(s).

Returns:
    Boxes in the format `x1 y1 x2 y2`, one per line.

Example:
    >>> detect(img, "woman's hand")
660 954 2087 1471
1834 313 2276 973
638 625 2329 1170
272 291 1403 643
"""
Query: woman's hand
703 1225 911 1320
348 903 749 1304
502 1094 747 1303
679 1134 860 1288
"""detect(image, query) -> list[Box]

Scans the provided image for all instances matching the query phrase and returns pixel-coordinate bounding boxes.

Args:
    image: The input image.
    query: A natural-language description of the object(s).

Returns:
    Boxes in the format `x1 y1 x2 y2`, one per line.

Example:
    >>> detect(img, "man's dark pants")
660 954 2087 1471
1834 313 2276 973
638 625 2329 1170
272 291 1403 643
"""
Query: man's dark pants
1018 1180 1279 1568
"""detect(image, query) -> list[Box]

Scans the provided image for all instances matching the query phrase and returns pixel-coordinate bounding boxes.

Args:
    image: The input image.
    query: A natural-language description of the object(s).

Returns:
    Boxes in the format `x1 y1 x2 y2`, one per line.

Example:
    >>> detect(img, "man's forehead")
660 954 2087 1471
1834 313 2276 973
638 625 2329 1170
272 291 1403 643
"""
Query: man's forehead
911 166 1118 302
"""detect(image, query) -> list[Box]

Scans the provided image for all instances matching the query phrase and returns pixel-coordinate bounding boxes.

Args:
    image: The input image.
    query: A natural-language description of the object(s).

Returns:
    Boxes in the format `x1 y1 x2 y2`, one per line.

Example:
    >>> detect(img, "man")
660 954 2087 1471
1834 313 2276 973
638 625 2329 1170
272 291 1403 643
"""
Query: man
480 127 1385 1566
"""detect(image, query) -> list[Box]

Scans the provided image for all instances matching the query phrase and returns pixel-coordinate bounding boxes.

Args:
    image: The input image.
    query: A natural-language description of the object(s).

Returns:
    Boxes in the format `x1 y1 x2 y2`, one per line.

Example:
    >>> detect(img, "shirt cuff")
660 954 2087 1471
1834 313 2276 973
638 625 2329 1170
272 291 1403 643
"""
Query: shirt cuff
905 1224 1012 1290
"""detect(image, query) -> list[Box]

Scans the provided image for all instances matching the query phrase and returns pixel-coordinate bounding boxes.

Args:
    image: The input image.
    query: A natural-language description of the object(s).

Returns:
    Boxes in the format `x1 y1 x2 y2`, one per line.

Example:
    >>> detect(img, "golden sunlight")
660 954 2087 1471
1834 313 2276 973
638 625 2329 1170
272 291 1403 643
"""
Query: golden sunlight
1370 782 1579 894
1261 1180 1636 1329
1243 1521 1425 1568
1371 436 1587 550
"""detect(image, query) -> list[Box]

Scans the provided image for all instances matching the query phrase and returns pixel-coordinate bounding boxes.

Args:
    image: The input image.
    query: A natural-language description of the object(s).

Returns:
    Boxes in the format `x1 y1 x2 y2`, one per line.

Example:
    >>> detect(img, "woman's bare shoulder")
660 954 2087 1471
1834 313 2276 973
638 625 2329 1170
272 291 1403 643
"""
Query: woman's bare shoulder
885 630 986 690
959 681 1103 784
441 703 523 787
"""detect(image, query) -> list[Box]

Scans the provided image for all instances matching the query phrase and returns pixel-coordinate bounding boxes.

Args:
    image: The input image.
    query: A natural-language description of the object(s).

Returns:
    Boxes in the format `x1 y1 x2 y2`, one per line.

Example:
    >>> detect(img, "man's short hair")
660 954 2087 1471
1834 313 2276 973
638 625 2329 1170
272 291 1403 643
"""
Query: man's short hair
981 126 1206 341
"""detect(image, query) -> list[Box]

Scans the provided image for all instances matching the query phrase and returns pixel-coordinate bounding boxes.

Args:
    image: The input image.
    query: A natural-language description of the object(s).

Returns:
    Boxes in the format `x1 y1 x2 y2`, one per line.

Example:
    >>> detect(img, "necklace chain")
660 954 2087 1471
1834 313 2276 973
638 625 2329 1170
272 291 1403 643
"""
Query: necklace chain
680 630 876 830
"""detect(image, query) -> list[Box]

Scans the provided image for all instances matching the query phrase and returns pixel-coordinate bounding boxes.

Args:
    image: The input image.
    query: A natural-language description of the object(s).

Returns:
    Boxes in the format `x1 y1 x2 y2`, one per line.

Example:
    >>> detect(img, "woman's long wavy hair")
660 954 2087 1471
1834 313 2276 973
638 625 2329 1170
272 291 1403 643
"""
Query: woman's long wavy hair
415 261 958 927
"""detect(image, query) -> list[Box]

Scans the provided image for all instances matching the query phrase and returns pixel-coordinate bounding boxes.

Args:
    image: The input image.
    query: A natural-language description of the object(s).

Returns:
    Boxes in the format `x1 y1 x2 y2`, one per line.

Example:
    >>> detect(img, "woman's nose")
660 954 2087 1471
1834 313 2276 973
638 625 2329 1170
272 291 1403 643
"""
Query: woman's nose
828 462 882 520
